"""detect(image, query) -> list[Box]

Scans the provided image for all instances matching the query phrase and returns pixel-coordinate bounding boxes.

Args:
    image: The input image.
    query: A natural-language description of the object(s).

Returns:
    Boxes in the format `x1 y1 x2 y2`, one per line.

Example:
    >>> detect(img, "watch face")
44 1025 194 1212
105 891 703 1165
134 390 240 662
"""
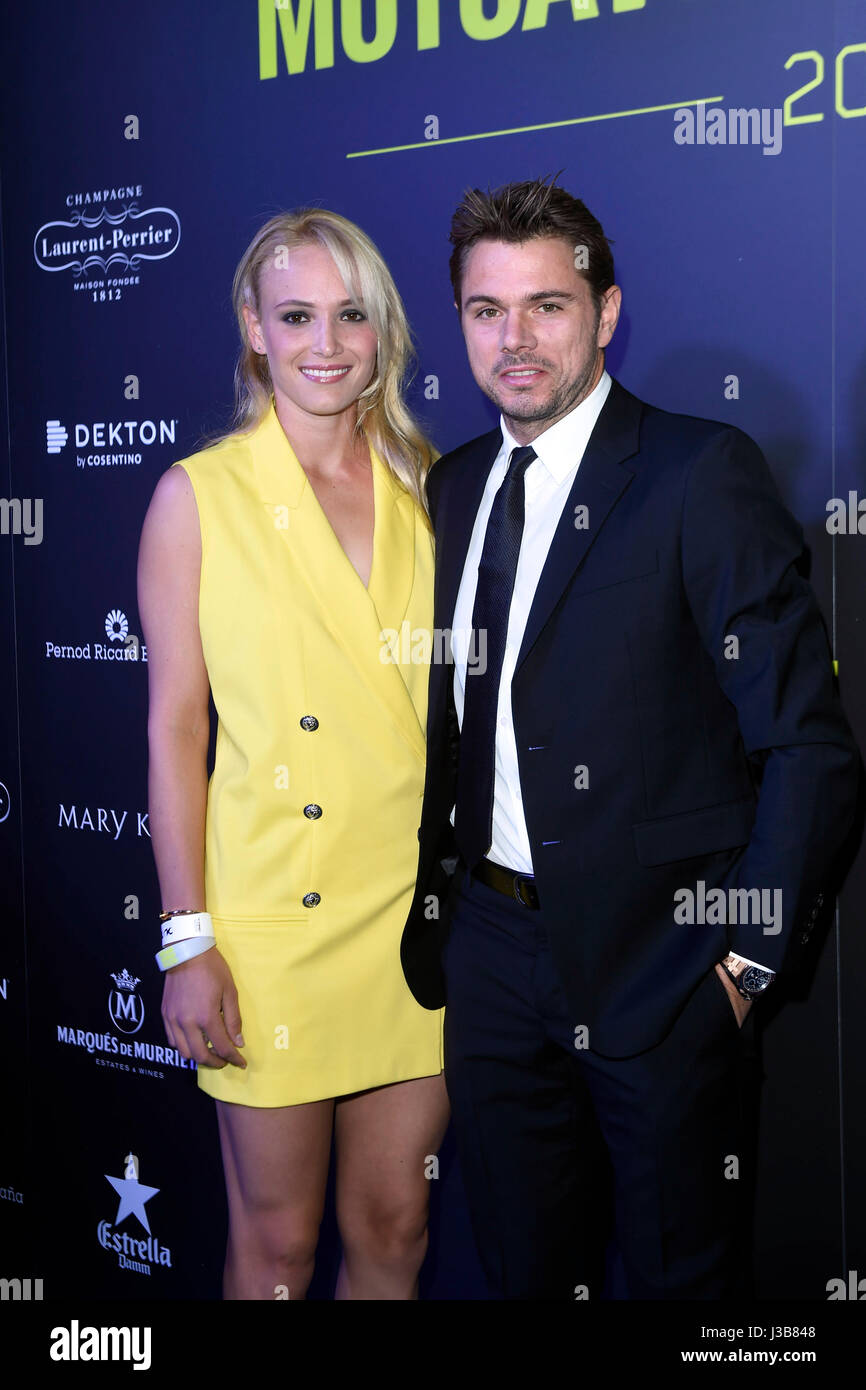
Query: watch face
741 965 774 996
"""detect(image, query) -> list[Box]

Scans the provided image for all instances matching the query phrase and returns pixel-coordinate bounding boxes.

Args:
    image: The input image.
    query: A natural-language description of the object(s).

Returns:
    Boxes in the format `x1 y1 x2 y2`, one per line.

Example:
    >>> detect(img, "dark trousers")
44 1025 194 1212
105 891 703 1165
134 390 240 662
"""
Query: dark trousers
442 865 758 1300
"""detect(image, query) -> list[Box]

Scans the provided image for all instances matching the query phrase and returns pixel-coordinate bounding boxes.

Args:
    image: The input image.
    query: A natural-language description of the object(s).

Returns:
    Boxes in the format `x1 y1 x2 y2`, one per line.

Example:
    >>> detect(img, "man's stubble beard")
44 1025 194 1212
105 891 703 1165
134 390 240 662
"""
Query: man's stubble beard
485 351 601 426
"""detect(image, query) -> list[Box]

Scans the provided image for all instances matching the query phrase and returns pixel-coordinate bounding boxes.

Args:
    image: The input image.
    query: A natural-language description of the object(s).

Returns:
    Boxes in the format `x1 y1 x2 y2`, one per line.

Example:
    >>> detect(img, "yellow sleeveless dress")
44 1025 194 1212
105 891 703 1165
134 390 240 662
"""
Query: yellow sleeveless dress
174 401 443 1106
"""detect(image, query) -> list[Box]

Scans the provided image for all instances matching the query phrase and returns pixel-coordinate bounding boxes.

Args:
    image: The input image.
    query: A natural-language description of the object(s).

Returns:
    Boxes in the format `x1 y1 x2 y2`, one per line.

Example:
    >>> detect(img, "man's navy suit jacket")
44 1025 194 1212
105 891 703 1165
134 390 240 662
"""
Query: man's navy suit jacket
401 375 861 1058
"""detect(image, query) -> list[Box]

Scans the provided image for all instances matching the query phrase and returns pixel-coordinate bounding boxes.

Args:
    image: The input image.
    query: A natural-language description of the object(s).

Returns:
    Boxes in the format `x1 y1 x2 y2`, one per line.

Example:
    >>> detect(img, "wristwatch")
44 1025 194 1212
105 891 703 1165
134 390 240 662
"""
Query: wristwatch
720 953 775 1000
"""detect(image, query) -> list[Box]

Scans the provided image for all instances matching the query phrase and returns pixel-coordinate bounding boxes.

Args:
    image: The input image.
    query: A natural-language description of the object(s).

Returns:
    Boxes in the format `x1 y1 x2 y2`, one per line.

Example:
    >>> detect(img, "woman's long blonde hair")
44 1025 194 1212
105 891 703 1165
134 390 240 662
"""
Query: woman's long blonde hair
219 207 436 511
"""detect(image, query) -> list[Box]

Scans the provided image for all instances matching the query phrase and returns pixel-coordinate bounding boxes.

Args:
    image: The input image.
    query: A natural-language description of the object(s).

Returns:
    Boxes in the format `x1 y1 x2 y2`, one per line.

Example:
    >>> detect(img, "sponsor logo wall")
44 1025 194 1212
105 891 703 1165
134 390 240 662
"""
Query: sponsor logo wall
1 0 864 1301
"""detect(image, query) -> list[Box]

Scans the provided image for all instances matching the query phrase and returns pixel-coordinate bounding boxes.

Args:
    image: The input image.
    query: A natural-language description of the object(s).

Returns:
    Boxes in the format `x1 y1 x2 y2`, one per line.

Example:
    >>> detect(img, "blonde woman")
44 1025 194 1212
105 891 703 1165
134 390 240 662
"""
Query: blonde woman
138 209 448 1300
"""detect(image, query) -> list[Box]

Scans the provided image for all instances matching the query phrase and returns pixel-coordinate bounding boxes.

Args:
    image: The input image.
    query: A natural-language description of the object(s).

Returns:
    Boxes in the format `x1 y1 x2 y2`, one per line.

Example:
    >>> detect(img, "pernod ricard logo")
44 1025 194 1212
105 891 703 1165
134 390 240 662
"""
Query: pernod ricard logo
98 1152 172 1275
46 607 146 665
34 185 180 303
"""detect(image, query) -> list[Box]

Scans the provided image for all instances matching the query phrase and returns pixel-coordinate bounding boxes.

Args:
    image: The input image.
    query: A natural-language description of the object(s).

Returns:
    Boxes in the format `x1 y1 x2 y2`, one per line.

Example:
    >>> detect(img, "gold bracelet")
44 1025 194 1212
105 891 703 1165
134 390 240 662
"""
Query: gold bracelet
158 907 204 922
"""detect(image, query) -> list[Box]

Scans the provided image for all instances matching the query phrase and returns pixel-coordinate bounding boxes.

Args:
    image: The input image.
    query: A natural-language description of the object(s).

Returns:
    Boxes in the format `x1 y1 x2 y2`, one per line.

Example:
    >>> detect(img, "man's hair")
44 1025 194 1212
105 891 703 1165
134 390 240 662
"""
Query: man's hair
448 174 615 313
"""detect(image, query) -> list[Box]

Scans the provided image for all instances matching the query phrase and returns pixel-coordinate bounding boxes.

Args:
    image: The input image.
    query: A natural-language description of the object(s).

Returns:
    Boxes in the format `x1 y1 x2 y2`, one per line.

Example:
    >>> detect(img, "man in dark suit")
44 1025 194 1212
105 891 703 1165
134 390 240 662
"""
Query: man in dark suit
401 177 860 1300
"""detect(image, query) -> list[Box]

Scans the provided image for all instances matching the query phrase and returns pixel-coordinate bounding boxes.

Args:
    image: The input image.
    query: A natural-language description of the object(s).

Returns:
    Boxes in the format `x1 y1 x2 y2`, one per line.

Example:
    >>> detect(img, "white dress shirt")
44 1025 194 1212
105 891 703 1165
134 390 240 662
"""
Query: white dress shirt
450 369 612 874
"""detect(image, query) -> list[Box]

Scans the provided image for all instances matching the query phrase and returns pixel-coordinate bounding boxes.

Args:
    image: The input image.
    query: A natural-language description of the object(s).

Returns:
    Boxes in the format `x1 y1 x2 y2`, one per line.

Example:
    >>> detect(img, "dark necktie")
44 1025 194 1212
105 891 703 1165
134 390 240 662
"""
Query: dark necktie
454 445 537 869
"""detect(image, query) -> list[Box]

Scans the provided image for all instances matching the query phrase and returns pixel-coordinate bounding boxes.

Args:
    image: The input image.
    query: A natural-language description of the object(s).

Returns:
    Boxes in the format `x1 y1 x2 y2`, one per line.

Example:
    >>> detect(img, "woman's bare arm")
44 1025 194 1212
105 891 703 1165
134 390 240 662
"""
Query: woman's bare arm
137 464 245 1069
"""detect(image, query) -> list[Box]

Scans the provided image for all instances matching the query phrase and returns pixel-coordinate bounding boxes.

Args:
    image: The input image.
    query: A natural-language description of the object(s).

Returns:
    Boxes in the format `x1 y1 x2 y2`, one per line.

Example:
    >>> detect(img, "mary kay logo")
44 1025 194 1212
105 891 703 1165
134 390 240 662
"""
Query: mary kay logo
58 805 150 838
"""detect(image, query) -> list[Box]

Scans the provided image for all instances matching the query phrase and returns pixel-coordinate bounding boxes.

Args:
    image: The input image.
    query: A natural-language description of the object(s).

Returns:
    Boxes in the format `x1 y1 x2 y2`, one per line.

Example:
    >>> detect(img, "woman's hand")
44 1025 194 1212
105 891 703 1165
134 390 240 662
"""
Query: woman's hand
161 947 246 1069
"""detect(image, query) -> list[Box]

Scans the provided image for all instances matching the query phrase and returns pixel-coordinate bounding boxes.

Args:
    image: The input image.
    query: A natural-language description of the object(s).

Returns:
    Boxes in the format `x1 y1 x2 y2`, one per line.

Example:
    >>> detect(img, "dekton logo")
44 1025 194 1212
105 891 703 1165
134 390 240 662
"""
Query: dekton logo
46 414 177 469
46 421 68 454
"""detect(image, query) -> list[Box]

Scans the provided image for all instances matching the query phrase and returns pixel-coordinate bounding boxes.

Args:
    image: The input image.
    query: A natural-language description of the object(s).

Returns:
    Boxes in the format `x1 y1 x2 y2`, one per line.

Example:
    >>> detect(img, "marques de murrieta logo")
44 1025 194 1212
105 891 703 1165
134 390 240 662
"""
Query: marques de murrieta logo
108 969 144 1036
98 1151 172 1275
34 185 180 302
45 608 147 664
56 966 196 1077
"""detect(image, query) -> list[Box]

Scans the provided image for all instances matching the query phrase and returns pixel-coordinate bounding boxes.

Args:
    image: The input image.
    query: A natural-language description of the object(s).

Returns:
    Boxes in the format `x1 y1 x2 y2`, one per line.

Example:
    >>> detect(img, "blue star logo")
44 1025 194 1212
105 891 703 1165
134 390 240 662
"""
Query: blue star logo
105 1152 159 1233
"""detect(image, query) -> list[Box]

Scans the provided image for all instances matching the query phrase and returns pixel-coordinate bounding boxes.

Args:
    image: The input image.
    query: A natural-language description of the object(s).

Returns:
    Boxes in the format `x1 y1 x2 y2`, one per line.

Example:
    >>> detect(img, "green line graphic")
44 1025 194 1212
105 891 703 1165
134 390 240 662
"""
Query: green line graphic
346 96 725 159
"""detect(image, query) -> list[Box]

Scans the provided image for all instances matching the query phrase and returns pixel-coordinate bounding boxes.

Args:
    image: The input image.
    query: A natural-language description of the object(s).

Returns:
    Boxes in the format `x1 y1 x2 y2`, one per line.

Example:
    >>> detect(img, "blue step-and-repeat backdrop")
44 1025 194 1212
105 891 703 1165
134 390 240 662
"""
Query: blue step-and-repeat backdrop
1 0 865 1302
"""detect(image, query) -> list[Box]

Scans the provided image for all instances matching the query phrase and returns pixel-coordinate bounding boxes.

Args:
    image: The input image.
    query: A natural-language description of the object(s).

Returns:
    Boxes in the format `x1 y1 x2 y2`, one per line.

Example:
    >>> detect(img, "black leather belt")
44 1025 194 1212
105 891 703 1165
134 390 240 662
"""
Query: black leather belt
471 857 540 909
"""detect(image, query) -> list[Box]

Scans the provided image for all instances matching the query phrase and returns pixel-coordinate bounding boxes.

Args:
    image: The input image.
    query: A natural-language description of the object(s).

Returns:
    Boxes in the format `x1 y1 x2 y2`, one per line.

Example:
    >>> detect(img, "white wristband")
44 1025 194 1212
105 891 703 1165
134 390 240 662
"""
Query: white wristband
156 935 216 972
160 911 215 947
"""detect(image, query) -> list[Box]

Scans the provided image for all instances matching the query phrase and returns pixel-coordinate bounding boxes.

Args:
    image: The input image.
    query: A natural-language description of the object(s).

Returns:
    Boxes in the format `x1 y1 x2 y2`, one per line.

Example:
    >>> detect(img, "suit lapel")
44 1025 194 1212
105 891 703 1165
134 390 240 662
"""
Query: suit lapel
515 377 643 671
434 429 501 633
367 449 418 645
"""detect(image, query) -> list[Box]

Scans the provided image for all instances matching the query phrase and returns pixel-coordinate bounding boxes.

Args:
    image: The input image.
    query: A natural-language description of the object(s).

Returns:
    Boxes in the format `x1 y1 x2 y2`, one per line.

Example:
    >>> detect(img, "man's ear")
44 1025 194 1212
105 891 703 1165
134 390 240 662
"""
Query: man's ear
597 285 621 350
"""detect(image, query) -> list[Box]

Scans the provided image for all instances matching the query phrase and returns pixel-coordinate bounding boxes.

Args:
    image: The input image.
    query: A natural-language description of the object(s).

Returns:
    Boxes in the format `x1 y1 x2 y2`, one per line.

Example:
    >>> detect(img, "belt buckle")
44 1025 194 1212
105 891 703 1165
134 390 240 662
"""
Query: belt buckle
513 874 535 908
